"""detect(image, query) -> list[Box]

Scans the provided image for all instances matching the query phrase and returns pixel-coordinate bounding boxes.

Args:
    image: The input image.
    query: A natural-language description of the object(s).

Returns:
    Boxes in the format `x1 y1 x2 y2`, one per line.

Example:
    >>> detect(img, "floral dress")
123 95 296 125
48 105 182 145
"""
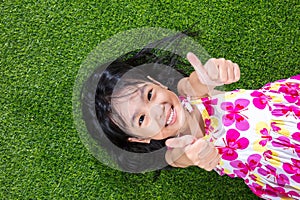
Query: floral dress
186 75 300 199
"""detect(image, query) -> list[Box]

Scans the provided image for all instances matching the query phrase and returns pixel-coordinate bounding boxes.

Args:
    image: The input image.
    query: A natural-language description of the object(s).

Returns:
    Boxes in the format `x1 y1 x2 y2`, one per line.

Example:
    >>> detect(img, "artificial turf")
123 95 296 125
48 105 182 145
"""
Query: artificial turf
1 0 299 199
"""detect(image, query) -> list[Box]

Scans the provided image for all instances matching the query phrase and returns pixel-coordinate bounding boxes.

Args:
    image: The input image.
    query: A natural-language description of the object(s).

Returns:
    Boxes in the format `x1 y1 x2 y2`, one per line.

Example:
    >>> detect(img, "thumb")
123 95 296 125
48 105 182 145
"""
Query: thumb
165 135 196 149
186 52 210 84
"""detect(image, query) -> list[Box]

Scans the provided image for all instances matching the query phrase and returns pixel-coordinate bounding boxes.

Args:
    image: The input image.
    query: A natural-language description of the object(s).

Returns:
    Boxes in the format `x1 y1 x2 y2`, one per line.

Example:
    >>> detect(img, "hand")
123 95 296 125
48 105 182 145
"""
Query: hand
187 52 240 86
165 135 220 171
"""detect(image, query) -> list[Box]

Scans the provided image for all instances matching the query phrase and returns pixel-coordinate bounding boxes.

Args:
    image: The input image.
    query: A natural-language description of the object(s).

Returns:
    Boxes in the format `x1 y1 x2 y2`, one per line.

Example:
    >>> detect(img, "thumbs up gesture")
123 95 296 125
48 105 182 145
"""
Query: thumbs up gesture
187 52 240 86
165 135 220 171
178 52 240 97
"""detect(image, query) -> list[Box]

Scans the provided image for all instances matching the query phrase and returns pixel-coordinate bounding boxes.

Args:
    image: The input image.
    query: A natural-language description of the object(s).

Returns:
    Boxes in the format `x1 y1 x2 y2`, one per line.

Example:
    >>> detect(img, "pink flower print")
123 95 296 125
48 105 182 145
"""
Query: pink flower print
217 129 249 161
286 190 300 198
291 122 300 142
249 174 258 181
201 97 218 115
277 174 290 187
227 173 235 178
217 167 235 177
283 158 300 183
292 132 300 142
262 82 271 90
258 128 272 147
263 150 274 161
221 99 250 131
204 118 213 135
291 74 300 80
271 121 281 132
250 91 272 110
230 154 262 178
248 183 264 197
263 150 272 159
217 167 225 176
258 165 290 186
271 104 300 119
272 136 300 157
278 82 300 104
264 184 286 197
272 136 291 148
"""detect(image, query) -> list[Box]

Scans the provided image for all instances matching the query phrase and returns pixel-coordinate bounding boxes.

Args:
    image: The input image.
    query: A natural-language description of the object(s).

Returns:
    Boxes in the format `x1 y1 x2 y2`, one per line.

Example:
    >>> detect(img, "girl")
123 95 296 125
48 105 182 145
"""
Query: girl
83 48 300 199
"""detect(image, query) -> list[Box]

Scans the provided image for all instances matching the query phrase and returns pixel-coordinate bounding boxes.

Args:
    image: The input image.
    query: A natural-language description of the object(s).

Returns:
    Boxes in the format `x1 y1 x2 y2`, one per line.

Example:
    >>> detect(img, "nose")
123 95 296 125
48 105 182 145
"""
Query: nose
149 103 165 126
143 103 165 137
149 103 164 119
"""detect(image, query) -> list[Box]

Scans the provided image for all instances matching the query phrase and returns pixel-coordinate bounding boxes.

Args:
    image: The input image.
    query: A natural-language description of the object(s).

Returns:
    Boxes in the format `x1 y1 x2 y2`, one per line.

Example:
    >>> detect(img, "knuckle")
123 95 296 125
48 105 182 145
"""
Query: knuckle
209 58 216 62
220 77 227 83
198 164 205 168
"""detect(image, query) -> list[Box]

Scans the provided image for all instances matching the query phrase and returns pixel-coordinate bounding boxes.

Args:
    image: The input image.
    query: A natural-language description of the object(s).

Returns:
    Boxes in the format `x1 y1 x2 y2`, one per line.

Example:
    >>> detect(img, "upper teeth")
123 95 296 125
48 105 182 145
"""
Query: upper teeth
166 108 174 125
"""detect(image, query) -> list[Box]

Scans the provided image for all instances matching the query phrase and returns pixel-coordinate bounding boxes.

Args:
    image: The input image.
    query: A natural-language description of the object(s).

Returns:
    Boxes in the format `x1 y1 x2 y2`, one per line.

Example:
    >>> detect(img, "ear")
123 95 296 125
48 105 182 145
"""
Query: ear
147 76 168 89
128 137 151 144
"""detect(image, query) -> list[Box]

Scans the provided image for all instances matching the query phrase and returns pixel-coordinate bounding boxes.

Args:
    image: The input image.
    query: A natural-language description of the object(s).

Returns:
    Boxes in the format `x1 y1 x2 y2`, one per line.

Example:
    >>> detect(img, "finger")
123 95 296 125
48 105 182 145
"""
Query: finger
207 154 221 171
205 58 219 81
165 135 196 148
217 59 228 83
186 52 211 84
186 52 203 72
197 142 219 169
233 63 240 82
184 138 209 164
187 138 210 162
193 138 209 152
202 147 219 165
198 142 216 160
225 60 235 84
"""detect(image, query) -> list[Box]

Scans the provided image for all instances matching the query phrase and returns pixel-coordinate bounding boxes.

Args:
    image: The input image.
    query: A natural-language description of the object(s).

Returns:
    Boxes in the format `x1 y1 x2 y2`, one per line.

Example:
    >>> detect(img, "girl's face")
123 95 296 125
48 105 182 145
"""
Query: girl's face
111 81 187 141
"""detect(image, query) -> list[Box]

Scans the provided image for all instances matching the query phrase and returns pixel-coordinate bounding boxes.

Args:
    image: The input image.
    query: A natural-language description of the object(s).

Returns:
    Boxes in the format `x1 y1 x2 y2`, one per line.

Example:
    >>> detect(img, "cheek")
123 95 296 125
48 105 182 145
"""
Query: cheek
134 123 160 138
141 124 164 138
158 129 177 140
175 105 185 124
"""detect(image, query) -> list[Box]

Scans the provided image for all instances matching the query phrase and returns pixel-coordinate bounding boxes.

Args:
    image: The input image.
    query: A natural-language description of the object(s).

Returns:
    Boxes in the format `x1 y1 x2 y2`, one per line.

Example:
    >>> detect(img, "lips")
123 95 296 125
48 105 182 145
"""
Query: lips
165 105 176 127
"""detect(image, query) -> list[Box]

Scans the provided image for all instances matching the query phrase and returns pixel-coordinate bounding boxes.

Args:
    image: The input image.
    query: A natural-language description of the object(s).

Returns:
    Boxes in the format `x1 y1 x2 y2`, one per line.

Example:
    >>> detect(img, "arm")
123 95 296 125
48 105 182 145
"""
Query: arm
168 53 240 170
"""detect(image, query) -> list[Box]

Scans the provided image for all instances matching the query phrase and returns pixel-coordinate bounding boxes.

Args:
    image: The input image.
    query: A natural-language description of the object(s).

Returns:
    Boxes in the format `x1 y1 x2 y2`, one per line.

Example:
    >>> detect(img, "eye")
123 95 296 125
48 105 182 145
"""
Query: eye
138 115 145 126
147 89 153 101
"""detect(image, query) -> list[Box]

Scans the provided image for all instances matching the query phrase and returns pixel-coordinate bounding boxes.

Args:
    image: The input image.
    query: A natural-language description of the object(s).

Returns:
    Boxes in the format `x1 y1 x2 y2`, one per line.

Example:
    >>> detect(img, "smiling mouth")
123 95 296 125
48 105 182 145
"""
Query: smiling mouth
165 105 176 127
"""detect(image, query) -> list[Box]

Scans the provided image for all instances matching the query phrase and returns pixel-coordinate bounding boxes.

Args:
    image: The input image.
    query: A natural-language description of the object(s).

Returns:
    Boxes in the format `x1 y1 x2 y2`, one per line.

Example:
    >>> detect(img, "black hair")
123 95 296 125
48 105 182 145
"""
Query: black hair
81 32 197 173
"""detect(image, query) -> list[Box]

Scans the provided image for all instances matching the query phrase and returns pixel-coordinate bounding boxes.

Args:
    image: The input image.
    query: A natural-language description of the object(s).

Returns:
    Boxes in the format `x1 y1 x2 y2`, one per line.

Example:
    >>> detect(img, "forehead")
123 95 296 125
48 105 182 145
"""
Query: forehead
112 85 143 106
112 81 147 102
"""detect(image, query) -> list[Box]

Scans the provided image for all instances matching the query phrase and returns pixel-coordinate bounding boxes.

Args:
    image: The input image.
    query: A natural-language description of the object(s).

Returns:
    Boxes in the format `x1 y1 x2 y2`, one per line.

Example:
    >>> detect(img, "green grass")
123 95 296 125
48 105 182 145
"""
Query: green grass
1 0 299 199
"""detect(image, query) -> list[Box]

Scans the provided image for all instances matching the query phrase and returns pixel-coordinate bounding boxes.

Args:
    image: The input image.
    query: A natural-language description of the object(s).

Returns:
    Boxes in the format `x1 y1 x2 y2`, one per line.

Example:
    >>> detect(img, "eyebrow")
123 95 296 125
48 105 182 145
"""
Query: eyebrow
131 84 147 127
